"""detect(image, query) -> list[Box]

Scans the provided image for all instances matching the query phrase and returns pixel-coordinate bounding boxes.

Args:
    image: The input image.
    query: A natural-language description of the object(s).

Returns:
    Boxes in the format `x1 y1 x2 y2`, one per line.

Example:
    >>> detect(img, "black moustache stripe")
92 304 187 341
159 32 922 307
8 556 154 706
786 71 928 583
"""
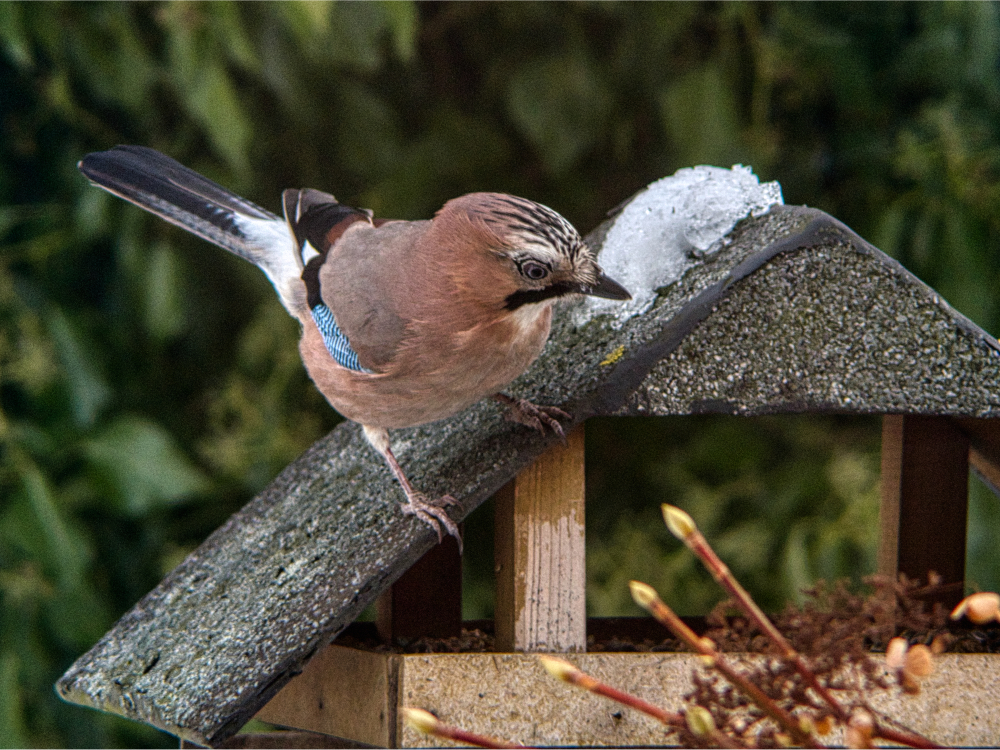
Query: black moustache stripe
504 282 578 310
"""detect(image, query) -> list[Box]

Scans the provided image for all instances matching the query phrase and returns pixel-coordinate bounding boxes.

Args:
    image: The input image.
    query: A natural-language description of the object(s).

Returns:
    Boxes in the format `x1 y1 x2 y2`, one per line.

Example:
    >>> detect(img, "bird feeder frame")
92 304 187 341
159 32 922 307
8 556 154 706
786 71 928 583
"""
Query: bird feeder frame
58 205 1000 748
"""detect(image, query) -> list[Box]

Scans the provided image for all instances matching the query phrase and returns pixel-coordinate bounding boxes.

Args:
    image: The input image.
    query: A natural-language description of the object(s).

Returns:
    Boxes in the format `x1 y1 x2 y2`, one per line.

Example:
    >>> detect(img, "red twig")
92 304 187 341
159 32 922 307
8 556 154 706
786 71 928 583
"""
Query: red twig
539 655 683 727
539 656 744 748
662 504 942 750
630 581 821 748
402 707 529 749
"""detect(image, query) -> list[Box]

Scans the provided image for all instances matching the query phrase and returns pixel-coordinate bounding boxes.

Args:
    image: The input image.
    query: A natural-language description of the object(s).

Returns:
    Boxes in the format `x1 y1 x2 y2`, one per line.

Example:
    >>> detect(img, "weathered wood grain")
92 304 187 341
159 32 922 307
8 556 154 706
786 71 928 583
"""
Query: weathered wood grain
494 426 586 652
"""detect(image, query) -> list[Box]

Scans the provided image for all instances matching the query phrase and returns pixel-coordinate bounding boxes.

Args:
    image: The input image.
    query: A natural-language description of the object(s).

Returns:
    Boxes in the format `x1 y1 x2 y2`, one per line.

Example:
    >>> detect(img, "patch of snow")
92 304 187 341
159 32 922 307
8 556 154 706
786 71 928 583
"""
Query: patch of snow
577 165 783 326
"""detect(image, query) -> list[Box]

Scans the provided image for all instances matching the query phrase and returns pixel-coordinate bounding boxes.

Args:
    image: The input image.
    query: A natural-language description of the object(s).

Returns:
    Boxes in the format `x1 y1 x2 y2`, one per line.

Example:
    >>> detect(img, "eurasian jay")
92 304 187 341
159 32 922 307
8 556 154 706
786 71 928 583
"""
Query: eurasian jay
78 146 630 546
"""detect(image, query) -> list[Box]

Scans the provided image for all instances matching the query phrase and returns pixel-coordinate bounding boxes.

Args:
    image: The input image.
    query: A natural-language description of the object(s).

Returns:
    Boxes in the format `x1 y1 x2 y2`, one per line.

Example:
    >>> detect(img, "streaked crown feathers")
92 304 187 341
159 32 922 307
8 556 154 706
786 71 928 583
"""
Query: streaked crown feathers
469 193 597 286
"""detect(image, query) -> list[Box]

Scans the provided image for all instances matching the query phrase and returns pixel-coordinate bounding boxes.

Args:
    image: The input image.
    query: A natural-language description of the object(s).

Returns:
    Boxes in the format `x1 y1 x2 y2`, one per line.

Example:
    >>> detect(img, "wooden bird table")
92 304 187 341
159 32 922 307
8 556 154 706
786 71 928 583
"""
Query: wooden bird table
58 204 1000 748
254 414 1000 748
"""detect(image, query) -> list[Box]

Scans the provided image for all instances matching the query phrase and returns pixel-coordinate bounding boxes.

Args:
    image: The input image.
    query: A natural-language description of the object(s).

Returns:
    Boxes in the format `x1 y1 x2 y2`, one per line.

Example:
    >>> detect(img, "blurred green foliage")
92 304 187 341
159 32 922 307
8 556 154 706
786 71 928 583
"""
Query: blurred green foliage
2 2 1000 746
584 415 883 617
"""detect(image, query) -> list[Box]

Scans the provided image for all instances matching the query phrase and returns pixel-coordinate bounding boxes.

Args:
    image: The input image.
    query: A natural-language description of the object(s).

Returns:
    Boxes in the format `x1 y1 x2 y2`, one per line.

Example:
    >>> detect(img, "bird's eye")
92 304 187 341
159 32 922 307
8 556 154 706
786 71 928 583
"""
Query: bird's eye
521 261 550 281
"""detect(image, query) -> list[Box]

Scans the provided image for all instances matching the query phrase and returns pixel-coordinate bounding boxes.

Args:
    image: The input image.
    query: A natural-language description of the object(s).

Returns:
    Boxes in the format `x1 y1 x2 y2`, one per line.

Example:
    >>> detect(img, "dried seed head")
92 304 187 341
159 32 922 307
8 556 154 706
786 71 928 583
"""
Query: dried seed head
885 637 908 669
401 707 440 735
662 504 696 539
846 709 874 749
797 717 816 738
685 705 716 737
950 591 1000 624
897 644 933 695
814 715 833 736
629 580 659 610
538 655 578 682
900 671 921 695
904 643 934 679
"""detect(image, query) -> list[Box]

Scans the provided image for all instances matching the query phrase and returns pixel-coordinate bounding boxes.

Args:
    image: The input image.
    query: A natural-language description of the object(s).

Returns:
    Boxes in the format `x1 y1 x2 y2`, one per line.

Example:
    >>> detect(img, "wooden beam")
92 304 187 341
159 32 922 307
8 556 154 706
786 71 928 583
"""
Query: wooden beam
255 646 399 747
183 729 367 748
953 417 1000 499
376 531 462 643
970 446 1000 497
495 425 586 652
393 650 1000 748
879 415 969 607
953 417 1000 466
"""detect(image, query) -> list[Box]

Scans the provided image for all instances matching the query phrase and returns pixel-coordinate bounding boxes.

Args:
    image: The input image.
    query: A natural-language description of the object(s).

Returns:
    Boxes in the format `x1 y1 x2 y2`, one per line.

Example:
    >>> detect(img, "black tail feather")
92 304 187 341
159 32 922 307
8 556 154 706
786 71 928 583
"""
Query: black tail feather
79 146 306 315
78 146 279 259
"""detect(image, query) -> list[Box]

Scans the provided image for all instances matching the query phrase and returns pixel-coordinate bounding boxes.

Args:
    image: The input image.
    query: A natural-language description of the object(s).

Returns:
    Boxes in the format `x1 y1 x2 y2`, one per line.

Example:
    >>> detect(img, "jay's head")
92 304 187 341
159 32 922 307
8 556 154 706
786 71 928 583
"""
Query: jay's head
437 193 631 312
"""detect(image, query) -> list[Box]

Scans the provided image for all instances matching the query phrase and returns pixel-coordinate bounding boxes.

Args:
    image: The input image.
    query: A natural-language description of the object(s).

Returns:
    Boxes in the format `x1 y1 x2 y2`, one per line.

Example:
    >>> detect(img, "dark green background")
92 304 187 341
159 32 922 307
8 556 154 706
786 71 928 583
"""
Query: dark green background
2 3 999 746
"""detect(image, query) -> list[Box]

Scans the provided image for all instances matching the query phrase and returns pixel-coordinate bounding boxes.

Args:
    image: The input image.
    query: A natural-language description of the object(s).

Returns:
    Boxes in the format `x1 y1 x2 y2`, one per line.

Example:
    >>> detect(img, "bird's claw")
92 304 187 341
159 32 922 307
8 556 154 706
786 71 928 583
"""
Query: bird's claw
495 394 570 443
401 492 461 550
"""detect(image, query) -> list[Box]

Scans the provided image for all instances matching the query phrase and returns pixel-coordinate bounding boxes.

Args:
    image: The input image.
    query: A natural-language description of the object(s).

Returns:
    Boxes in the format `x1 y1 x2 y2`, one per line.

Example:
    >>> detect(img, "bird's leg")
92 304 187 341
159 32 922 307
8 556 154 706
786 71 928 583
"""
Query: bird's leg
492 393 570 442
362 425 461 549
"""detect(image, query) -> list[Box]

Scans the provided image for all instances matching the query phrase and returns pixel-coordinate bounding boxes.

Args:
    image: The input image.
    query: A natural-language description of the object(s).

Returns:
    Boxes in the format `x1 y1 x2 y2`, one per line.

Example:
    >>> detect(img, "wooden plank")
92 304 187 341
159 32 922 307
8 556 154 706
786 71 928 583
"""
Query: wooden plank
970 447 1000 497
184 730 369 748
255 645 399 748
877 415 905 579
493 480 517 649
495 425 586 652
954 417 1000 499
396 651 1000 748
878 415 969 607
376 532 462 643
953 417 1000 467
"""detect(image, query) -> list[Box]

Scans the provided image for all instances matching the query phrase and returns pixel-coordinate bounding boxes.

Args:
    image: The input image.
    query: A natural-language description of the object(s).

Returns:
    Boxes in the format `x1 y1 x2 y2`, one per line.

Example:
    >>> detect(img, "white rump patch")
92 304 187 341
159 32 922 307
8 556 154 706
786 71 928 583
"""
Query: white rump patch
232 214 308 315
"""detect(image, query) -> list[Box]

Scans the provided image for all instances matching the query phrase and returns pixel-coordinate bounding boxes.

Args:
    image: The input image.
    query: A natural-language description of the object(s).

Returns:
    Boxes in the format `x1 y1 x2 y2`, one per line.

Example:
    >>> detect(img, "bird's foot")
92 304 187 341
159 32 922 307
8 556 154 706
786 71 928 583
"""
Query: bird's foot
400 492 461 549
361 424 463 550
494 393 570 442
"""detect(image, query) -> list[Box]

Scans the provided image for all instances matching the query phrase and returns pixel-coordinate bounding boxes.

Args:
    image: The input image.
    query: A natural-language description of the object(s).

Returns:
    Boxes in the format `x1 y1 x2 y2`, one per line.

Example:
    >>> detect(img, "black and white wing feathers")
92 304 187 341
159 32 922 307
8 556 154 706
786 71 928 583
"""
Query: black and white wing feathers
79 146 304 314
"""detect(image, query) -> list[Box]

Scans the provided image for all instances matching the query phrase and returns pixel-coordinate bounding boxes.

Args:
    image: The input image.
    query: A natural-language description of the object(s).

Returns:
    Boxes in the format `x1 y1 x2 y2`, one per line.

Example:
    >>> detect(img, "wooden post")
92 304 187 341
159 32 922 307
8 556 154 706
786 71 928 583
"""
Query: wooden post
879 415 969 607
377 531 462 643
955 416 1000 497
494 425 586 652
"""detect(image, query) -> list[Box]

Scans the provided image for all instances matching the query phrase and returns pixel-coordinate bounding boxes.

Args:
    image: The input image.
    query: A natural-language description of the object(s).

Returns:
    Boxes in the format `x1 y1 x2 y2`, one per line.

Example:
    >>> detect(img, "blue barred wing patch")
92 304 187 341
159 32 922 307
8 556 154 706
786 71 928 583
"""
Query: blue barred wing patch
310 304 372 373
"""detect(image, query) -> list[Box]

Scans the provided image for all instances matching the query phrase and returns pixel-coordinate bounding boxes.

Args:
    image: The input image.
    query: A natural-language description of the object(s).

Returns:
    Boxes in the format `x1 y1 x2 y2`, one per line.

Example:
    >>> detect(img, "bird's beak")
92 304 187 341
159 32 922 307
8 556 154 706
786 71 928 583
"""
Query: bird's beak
579 269 631 300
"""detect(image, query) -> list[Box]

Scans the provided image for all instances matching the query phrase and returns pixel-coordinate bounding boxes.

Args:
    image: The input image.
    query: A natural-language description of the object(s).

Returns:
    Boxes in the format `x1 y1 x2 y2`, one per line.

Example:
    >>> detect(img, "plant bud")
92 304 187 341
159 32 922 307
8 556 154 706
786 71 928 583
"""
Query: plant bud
628 580 659 610
846 709 874 749
684 705 716 737
401 707 439 735
661 504 696 539
538 655 577 682
814 715 833 736
697 654 717 668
